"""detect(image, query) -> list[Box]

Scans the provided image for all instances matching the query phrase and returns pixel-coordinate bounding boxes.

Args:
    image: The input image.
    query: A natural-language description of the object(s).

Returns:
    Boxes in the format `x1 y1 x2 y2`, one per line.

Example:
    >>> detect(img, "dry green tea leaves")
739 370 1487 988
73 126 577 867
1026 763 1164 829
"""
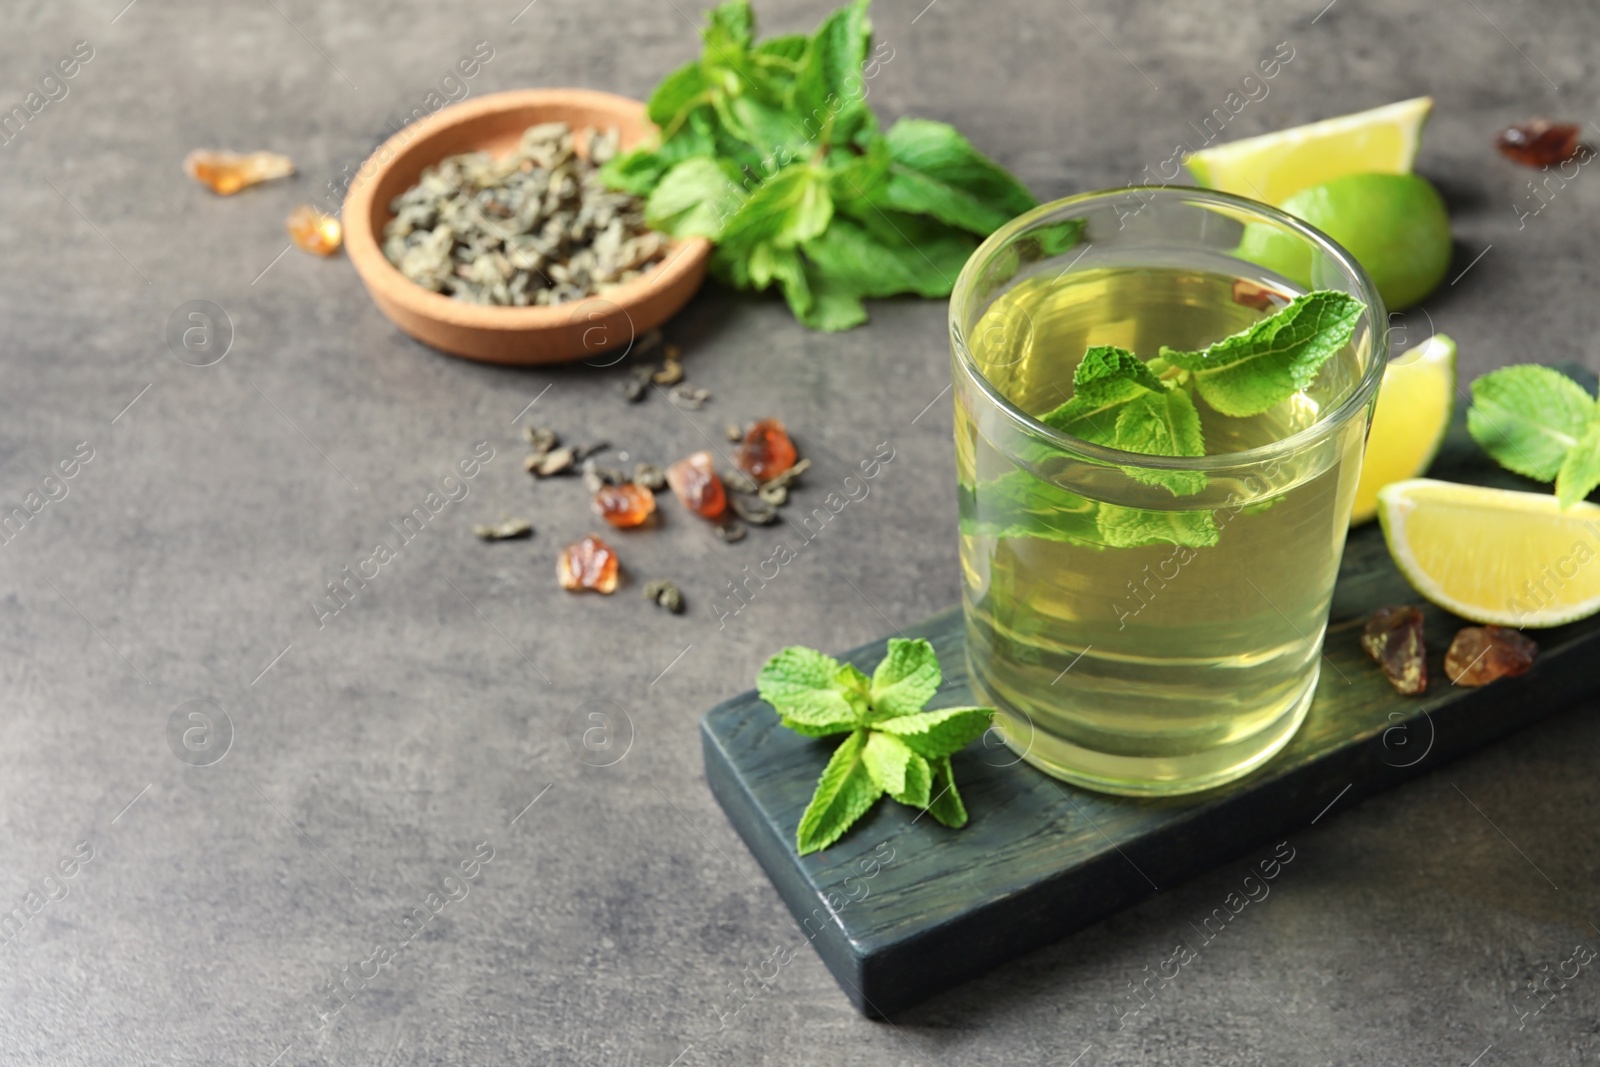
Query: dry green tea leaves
526 447 574 477
633 463 666 490
643 579 685 614
383 123 668 306
522 426 559 454
473 518 533 541
729 495 777 525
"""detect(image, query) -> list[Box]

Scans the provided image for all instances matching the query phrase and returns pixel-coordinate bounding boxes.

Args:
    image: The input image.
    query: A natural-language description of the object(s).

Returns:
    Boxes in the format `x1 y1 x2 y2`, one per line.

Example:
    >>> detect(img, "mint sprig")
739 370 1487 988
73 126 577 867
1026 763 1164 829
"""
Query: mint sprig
603 0 1038 332
960 289 1365 549
1468 365 1600 508
757 638 992 855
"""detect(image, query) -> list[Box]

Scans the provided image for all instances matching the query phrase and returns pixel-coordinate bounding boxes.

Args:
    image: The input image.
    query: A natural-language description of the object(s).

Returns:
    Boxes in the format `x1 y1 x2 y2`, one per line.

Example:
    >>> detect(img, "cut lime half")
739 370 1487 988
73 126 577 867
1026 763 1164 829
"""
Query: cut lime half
1351 333 1457 525
1187 96 1433 205
1377 478 1600 628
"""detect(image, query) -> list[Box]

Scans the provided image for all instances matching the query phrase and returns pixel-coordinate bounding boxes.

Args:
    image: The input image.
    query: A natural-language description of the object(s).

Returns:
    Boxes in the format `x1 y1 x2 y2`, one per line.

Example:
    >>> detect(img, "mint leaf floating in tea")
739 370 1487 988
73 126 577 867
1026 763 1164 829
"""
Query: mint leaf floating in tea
1039 346 1207 498
1467 364 1600 508
757 638 994 854
604 0 1039 330
1156 290 1365 417
959 288 1364 549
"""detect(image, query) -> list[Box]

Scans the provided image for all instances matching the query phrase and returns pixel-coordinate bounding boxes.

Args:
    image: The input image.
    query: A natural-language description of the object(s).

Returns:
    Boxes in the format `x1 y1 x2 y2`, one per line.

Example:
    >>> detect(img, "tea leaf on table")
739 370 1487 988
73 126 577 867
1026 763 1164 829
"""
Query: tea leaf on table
1159 290 1364 417
1467 364 1594 483
796 730 881 855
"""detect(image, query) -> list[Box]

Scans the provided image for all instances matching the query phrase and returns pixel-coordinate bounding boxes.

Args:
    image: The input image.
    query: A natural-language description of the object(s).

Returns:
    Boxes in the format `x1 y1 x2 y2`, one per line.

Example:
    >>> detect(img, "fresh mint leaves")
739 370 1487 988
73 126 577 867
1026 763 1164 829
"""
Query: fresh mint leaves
604 0 1038 331
757 638 992 854
1157 291 1366 417
1468 364 1600 508
960 289 1365 549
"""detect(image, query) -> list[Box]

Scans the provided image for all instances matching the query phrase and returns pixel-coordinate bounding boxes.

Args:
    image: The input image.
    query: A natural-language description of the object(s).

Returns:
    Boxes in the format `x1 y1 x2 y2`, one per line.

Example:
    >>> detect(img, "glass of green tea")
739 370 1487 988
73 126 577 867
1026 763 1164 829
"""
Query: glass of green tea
950 188 1386 796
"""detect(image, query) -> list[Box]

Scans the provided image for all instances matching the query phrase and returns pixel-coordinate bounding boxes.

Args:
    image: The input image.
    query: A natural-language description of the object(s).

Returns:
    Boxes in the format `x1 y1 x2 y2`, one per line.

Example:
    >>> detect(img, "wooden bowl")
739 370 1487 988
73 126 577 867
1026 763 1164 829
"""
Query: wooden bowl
343 88 710 365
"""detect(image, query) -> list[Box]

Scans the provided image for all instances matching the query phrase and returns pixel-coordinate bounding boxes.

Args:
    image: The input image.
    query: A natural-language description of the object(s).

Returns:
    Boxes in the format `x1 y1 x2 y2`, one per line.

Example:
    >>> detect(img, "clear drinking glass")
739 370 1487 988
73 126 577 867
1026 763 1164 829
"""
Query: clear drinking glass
950 187 1386 796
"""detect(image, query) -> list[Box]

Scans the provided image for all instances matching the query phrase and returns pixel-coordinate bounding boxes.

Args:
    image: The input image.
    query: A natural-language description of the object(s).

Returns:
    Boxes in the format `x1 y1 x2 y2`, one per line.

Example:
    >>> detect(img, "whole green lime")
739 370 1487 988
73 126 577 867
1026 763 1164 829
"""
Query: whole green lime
1237 173 1452 310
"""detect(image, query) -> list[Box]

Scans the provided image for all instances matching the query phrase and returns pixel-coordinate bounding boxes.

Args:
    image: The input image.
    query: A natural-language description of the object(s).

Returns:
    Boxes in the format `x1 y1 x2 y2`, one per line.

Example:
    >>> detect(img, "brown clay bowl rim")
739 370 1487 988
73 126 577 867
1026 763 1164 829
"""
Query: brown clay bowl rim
342 87 710 330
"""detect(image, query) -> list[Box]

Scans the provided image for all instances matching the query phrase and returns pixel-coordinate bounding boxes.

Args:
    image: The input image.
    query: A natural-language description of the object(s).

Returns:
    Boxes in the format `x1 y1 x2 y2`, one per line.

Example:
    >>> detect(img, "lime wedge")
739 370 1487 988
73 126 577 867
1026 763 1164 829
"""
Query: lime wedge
1377 479 1600 628
1186 97 1433 205
1351 334 1457 525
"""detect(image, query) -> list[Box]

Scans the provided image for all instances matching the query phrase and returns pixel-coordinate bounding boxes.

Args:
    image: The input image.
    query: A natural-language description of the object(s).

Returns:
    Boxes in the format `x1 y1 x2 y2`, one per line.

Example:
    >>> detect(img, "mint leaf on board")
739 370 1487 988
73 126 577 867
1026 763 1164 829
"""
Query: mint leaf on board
868 637 941 719
605 0 1037 330
756 646 862 737
1160 290 1363 417
925 757 968 828
873 706 993 759
795 730 881 855
760 639 995 853
862 731 932 807
1467 364 1595 483
1557 421 1600 509
882 118 1039 236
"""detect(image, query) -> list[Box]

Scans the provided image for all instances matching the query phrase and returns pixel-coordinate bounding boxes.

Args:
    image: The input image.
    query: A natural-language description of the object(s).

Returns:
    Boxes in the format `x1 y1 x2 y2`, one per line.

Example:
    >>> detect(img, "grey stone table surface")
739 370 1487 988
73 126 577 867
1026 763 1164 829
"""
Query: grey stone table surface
1 0 1597 1063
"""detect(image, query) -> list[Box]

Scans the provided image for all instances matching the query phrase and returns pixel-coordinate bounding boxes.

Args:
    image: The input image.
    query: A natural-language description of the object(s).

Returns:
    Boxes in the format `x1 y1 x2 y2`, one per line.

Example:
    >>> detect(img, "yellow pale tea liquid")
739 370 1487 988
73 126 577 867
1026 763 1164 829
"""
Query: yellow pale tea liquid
956 263 1369 795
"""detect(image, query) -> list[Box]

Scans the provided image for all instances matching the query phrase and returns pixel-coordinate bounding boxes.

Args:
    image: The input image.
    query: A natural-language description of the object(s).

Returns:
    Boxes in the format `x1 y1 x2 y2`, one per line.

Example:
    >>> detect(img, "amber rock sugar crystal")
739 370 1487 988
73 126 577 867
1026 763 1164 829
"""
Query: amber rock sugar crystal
593 483 656 528
1361 605 1428 695
734 418 798 482
287 204 343 256
557 535 620 593
1495 119 1582 167
1445 626 1537 686
666 451 727 519
183 149 295 195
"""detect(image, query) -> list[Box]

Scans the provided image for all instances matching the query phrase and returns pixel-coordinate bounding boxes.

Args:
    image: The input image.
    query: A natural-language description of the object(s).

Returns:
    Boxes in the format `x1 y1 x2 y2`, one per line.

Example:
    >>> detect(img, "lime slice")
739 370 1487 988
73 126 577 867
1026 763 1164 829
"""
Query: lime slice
1350 334 1457 525
1377 479 1600 627
1187 97 1433 205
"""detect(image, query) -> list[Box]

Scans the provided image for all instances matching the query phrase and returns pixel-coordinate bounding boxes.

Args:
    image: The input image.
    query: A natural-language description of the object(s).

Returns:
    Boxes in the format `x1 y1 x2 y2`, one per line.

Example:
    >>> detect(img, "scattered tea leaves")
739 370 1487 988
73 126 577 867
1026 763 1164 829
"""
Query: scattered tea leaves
527 447 575 476
473 518 534 541
633 463 666 490
643 579 685 614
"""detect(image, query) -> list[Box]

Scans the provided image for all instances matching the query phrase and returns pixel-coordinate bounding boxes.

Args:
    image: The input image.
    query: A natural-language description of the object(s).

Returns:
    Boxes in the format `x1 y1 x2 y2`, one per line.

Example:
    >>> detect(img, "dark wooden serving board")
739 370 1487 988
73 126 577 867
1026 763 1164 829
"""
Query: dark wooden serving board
700 364 1600 1018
